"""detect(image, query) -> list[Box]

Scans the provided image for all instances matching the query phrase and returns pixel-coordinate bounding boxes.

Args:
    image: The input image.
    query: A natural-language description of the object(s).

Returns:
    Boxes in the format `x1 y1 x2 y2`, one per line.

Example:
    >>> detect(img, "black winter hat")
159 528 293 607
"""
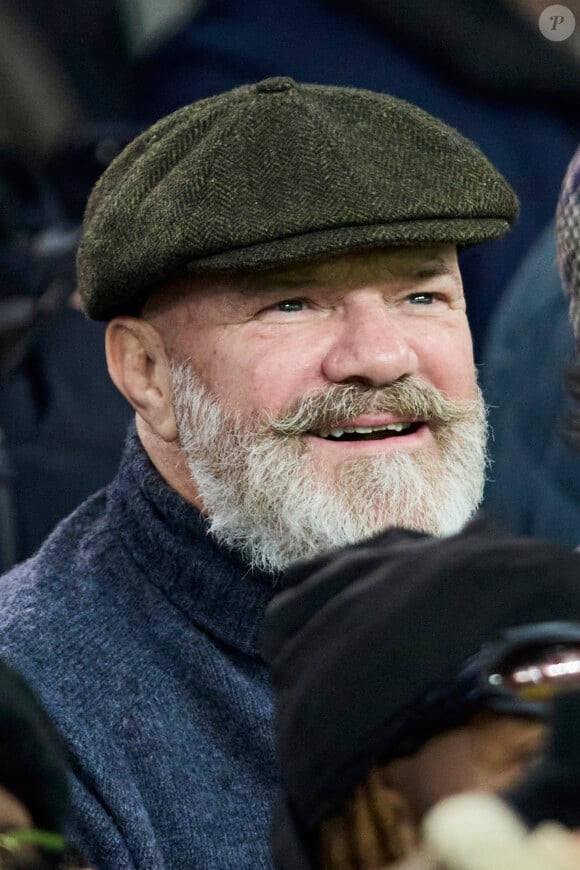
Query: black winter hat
77 77 519 320
262 520 580 840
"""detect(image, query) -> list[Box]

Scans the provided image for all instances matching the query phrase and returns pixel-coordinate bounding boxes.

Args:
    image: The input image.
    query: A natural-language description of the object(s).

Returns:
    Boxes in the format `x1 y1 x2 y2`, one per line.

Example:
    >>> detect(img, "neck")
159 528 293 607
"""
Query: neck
136 415 206 512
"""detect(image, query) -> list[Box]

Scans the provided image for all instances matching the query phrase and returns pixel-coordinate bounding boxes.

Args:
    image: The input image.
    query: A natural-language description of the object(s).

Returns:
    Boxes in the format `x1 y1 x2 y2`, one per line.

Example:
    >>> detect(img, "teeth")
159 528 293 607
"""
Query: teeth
315 422 414 438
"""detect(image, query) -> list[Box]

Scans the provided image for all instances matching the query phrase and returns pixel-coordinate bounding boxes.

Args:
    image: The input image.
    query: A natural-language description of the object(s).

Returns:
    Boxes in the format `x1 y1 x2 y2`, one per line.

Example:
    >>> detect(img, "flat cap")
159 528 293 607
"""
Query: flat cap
77 77 519 320
262 520 580 833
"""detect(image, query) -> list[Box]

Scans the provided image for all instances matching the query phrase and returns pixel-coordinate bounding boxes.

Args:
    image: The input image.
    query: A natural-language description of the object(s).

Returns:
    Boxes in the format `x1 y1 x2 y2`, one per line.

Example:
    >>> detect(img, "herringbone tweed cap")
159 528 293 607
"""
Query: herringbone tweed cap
77 77 519 321
557 145 580 341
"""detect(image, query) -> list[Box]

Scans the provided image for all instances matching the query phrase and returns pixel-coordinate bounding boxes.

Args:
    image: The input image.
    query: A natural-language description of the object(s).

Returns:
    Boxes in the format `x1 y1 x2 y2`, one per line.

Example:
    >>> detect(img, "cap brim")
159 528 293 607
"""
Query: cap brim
186 217 511 274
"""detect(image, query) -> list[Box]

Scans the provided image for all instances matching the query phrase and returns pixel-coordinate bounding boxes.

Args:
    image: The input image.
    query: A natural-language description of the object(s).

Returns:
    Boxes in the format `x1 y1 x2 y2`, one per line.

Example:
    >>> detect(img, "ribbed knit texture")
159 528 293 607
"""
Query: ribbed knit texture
77 77 519 320
0 425 278 869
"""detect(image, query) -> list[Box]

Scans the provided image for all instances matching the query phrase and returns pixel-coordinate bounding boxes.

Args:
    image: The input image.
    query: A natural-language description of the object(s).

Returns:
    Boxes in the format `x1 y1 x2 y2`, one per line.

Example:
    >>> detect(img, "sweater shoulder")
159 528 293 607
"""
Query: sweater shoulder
0 486 115 628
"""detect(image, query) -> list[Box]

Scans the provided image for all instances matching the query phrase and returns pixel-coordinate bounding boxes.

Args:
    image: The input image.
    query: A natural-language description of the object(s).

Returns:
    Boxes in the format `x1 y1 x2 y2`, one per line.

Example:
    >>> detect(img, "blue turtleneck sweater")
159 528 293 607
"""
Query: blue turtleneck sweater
0 426 278 869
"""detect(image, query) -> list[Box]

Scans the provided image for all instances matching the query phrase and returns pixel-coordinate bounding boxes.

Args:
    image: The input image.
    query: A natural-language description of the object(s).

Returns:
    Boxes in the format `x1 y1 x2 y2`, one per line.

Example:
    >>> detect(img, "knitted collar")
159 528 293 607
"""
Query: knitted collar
108 424 277 659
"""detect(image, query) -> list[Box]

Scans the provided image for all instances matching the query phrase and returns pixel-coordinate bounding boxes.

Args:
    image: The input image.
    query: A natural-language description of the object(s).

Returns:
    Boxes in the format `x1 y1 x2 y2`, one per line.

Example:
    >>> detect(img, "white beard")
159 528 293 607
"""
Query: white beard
170 362 489 575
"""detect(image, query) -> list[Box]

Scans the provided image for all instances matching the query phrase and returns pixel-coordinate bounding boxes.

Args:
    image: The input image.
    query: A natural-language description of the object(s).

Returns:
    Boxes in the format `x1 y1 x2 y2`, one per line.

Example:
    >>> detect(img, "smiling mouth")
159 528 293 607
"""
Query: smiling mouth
310 422 424 441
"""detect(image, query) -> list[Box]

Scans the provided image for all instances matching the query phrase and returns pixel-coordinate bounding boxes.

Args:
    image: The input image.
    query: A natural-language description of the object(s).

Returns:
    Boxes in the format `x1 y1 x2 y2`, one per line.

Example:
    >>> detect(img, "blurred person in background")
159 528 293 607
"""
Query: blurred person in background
481 145 580 546
0 144 134 571
0 0 137 569
557 146 580 452
0 0 129 148
262 521 580 870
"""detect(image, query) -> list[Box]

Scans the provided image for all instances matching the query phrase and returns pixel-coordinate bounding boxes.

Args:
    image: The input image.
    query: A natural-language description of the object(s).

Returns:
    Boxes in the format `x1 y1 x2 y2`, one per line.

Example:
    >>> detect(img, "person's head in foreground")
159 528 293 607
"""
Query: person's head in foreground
0 660 88 869
387 690 580 870
385 691 580 870
557 144 580 448
261 519 580 869
76 77 518 574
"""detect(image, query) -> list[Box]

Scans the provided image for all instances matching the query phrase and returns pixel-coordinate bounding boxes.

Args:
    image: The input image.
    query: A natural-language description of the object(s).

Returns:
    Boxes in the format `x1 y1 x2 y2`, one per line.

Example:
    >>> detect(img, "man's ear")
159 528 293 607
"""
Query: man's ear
105 317 178 442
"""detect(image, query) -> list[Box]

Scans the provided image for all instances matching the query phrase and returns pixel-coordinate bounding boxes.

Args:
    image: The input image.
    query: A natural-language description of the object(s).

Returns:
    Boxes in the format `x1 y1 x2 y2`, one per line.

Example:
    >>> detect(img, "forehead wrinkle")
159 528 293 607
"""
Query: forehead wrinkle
235 247 459 297
237 275 326 296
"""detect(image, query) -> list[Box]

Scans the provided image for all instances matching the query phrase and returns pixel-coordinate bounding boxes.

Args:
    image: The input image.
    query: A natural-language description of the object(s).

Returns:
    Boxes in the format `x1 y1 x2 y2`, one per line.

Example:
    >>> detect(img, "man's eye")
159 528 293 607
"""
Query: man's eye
274 299 304 312
407 293 435 305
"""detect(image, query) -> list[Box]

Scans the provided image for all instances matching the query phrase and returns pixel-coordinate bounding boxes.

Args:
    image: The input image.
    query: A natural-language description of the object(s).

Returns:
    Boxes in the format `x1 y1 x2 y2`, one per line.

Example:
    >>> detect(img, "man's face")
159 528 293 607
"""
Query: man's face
146 244 487 572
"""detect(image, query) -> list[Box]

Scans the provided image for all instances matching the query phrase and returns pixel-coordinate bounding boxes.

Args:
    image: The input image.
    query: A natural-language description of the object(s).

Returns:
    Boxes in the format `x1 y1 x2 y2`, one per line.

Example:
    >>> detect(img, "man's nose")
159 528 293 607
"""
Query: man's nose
321 302 420 387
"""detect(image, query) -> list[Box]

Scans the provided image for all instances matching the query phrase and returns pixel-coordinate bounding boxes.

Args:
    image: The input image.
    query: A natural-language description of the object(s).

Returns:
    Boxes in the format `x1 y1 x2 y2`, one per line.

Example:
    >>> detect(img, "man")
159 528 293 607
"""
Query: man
262 520 580 869
0 78 517 868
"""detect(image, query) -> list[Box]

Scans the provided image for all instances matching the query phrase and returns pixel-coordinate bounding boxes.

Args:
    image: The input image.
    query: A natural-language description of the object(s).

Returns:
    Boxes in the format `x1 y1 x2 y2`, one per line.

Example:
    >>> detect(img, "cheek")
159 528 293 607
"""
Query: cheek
195 333 321 415
387 738 478 824
417 322 476 398
246 351 321 414
472 765 528 794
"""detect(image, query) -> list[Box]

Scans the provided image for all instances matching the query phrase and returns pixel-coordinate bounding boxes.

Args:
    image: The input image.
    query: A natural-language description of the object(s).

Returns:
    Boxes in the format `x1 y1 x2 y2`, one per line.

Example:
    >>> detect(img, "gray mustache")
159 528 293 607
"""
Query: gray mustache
269 377 472 437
